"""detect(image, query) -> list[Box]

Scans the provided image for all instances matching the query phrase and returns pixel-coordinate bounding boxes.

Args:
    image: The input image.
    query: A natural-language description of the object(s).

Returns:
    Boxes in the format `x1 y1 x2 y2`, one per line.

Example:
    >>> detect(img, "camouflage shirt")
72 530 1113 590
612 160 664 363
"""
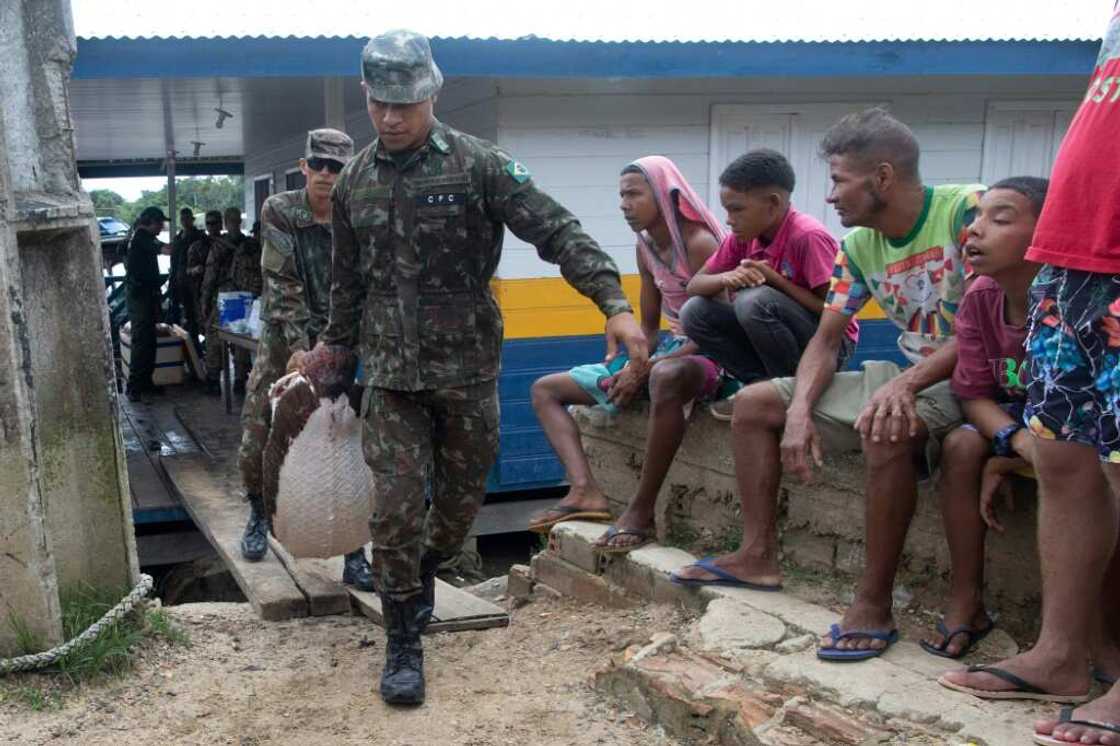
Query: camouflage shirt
321 120 631 391
259 189 333 353
199 232 244 324
232 235 263 297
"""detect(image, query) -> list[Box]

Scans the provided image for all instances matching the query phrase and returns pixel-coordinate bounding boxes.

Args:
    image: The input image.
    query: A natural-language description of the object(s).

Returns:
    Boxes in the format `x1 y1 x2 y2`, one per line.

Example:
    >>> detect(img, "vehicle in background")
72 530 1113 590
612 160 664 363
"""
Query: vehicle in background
98 215 130 267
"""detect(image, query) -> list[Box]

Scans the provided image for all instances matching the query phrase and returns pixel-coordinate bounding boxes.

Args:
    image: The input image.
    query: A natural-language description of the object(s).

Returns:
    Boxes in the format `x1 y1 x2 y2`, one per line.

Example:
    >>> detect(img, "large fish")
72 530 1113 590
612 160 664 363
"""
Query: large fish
262 345 373 558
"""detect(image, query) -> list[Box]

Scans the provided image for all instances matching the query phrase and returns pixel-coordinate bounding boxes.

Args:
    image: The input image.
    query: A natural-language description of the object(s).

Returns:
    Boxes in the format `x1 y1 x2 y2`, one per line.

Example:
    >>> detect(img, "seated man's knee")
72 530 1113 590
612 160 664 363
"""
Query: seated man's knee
733 285 784 325
679 295 712 338
730 382 785 433
940 426 989 466
861 434 922 470
648 360 688 402
530 375 563 410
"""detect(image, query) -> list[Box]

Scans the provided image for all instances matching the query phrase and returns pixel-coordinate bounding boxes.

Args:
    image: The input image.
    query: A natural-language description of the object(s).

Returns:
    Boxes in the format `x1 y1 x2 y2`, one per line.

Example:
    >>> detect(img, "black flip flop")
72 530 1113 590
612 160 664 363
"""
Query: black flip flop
1034 706 1120 745
919 618 995 659
938 665 1091 703
593 525 654 555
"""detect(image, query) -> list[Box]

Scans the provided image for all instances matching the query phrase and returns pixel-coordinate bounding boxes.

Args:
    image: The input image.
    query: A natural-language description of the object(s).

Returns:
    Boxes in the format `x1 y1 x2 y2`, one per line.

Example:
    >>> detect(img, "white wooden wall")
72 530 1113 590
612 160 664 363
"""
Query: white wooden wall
494 75 1084 279
240 74 1085 274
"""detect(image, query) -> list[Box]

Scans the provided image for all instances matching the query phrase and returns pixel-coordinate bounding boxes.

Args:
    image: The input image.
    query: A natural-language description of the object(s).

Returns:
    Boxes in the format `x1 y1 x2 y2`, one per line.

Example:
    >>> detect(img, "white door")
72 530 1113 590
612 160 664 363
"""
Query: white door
709 103 880 237
980 101 1079 184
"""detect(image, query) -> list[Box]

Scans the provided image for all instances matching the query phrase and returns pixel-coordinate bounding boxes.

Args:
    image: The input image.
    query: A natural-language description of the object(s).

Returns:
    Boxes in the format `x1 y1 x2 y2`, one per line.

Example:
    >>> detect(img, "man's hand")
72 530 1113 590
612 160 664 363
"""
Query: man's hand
286 349 307 374
1011 428 1035 464
781 407 823 483
607 364 648 408
854 376 920 443
721 261 767 290
605 312 649 368
979 456 1021 532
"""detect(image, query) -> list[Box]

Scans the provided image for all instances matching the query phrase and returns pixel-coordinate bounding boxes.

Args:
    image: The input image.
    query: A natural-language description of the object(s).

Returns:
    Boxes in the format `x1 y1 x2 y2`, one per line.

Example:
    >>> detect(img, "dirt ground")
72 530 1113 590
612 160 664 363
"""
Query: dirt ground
0 596 690 746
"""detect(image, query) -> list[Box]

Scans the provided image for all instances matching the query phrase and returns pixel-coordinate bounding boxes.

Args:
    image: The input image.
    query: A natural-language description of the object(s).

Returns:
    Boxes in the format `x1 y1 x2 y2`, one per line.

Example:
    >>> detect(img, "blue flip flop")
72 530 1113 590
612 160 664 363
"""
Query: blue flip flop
817 623 899 662
668 557 782 591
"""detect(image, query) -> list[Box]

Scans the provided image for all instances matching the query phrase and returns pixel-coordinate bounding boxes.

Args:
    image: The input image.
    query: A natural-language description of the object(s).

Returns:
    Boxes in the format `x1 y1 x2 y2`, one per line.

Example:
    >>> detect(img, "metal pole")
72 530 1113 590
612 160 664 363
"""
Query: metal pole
167 149 176 240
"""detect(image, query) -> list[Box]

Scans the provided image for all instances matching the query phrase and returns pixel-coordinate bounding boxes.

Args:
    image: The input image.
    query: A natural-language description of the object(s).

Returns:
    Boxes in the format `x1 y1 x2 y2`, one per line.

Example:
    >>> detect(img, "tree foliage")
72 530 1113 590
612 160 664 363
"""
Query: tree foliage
92 176 245 225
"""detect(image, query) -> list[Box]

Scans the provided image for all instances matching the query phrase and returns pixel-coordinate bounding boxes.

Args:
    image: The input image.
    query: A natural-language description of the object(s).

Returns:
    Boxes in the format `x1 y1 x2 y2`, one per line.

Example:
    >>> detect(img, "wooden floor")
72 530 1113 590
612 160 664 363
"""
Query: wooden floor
124 383 509 629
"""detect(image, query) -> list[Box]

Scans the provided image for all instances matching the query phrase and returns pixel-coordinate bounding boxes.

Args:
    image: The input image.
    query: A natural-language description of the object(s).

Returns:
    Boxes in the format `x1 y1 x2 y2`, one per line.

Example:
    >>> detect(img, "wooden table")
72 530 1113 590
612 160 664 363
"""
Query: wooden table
216 329 259 414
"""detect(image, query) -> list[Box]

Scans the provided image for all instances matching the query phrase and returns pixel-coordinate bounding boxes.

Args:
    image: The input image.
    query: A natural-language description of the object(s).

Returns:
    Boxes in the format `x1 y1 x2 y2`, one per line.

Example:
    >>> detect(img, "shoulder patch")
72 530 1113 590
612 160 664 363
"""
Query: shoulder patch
505 160 531 184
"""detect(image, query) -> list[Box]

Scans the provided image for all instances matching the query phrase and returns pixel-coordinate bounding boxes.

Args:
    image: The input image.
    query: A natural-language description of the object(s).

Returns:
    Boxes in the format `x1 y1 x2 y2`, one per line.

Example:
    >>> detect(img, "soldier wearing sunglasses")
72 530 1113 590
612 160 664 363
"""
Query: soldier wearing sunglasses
235 128 376 594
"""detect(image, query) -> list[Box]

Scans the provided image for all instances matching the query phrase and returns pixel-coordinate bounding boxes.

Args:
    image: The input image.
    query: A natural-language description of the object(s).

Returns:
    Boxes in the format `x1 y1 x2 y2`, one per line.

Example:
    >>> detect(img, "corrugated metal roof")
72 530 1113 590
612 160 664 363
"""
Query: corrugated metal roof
73 0 1110 44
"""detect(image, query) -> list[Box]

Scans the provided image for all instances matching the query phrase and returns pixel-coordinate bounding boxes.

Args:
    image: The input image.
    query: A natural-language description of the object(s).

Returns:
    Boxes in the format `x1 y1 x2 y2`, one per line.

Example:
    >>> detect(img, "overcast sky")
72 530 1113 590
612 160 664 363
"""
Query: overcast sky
83 176 171 201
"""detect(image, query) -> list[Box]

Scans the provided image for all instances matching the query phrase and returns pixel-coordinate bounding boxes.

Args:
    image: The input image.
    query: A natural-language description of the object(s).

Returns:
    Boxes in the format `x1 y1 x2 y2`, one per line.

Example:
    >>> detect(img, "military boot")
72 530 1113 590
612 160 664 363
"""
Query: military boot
379 594 431 705
418 551 448 631
240 493 269 561
342 547 376 592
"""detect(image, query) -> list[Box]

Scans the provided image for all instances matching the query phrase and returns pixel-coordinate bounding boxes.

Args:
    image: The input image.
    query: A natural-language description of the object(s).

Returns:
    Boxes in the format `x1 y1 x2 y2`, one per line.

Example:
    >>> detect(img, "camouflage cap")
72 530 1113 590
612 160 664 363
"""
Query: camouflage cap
360 30 443 104
306 128 354 165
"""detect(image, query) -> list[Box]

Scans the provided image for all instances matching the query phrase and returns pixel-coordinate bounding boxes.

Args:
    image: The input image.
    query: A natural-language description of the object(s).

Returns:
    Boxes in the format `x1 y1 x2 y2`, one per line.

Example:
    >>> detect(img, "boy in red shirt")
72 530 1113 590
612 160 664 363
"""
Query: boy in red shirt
916 177 1047 660
940 6 1120 741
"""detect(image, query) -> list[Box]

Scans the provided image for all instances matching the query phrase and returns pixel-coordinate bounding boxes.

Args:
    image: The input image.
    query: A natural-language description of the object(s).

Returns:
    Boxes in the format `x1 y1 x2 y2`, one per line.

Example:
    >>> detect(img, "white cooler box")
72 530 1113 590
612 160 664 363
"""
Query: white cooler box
120 323 186 386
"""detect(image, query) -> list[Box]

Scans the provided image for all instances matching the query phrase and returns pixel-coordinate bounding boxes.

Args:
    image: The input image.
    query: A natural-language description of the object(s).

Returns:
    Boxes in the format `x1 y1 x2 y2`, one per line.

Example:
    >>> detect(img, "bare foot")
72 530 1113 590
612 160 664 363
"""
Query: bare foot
819 599 895 653
920 598 991 658
593 504 655 551
1035 683 1120 744
1094 640 1120 686
939 649 1091 699
670 549 782 588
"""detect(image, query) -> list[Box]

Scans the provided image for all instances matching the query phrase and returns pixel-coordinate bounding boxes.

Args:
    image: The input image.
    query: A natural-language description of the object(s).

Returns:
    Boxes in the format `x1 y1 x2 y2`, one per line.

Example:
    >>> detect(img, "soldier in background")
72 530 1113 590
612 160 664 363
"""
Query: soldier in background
187 209 224 371
320 30 649 706
124 206 169 402
230 217 263 392
169 207 205 357
236 129 374 592
199 206 247 395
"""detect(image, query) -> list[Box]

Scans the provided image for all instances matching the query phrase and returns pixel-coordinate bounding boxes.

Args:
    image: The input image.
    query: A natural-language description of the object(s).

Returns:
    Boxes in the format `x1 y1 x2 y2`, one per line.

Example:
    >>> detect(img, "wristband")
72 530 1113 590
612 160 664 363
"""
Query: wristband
992 422 1024 458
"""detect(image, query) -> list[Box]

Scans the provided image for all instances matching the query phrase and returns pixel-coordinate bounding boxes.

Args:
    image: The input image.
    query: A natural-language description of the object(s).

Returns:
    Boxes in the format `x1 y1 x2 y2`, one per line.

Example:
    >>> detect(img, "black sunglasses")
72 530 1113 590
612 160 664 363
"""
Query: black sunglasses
306 157 344 175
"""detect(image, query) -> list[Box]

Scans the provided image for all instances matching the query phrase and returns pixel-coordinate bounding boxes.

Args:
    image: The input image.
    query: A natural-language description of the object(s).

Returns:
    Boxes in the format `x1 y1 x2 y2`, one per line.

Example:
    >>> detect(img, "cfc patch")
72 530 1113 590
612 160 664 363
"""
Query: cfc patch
416 192 465 206
505 160 531 184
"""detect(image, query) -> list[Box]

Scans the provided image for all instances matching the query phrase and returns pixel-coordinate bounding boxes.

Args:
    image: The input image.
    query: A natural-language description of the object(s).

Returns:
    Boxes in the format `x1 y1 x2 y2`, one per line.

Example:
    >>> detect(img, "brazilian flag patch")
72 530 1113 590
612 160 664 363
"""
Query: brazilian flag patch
506 160 531 184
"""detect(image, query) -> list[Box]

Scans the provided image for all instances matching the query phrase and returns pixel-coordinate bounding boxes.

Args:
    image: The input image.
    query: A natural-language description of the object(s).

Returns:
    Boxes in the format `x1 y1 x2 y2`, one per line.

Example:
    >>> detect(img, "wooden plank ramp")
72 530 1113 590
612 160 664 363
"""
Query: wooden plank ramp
163 453 309 621
305 555 509 633
153 385 509 631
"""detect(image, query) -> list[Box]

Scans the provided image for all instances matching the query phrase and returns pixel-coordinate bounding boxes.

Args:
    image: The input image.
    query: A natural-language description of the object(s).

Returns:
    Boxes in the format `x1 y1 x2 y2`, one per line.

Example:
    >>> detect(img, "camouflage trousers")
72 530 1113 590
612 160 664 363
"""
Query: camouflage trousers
237 323 291 497
362 380 500 600
205 317 251 383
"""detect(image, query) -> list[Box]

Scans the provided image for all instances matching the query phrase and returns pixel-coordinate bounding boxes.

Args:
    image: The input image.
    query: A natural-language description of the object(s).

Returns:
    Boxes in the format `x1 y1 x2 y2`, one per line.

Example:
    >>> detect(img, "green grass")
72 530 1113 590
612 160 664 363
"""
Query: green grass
145 608 190 647
50 583 147 684
9 685 60 711
0 587 190 712
7 614 45 656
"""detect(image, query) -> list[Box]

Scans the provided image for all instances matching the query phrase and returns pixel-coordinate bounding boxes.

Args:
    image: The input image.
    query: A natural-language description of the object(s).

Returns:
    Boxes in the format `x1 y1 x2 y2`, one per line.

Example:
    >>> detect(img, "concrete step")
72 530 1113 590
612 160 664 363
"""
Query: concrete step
536 521 1054 746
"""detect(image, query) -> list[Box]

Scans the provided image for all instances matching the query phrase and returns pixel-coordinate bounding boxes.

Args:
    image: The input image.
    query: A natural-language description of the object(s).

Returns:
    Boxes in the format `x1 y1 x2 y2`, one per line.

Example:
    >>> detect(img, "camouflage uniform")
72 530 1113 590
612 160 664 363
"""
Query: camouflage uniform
323 114 632 600
200 232 245 382
232 234 263 298
236 189 334 495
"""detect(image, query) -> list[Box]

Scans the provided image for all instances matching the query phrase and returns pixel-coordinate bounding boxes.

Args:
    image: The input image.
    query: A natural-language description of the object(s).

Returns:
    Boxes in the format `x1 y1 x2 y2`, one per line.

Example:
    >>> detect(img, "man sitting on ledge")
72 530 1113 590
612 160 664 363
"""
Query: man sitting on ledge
670 107 983 662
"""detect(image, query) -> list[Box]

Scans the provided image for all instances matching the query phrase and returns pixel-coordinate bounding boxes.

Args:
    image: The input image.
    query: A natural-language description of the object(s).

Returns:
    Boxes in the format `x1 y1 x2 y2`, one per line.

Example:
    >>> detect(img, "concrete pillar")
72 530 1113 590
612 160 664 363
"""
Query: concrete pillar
0 0 137 656
324 77 346 131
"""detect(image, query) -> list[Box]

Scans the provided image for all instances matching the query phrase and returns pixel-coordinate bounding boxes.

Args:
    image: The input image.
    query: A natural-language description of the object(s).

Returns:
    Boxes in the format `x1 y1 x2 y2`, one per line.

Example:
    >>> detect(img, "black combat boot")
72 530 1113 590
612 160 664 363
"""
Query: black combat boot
418 551 448 632
240 493 269 561
342 547 376 592
379 594 431 705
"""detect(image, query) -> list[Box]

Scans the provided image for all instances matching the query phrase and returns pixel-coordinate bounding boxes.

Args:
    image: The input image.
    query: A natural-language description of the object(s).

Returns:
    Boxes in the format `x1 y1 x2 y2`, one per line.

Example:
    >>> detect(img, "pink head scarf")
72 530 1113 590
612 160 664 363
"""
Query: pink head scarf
628 156 726 325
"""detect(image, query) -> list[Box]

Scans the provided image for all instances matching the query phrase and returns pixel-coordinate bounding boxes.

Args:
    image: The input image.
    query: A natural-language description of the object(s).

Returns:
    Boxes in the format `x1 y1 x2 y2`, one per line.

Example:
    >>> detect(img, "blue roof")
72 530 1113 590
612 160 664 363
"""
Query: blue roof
73 36 1099 80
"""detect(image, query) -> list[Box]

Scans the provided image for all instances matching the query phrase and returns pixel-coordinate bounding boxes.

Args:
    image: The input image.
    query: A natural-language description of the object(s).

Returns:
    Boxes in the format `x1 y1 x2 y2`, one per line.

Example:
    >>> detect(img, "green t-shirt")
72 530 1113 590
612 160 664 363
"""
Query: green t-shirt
825 184 984 362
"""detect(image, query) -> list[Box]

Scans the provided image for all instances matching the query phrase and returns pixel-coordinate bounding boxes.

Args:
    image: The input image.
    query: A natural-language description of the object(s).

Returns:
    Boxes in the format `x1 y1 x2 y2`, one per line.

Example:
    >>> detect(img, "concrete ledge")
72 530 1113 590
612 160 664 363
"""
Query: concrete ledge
573 403 1042 616
542 520 1047 746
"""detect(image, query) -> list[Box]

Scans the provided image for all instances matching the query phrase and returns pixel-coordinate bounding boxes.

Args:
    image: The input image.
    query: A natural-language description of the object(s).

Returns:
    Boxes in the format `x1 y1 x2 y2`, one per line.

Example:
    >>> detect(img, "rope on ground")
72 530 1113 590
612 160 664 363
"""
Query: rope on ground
0 573 154 675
